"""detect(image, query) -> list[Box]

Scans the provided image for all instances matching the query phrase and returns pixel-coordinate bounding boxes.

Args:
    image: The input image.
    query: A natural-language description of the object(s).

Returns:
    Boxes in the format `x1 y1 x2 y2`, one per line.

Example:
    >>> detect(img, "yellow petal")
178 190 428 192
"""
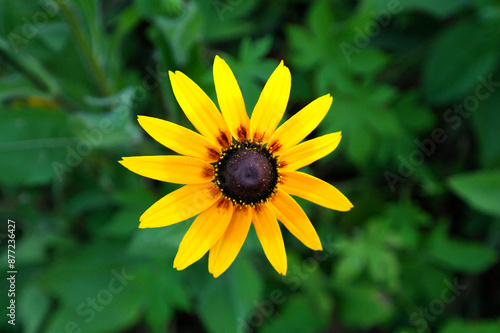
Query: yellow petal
268 94 332 154
137 115 221 162
119 156 214 184
208 206 252 278
213 55 250 140
250 61 291 142
280 171 353 211
280 132 342 171
174 198 234 270
169 71 231 148
270 190 322 251
252 204 287 275
139 182 221 228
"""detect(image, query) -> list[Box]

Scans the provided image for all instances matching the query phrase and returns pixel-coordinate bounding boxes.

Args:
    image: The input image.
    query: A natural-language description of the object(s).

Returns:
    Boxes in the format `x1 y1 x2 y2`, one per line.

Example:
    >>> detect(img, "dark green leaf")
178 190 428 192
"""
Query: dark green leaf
197 257 263 333
424 20 500 105
335 283 394 328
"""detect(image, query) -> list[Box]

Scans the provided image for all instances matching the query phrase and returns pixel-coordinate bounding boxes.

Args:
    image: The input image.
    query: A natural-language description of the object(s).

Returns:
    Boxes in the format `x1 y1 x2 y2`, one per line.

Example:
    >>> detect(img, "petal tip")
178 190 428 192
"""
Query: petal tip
214 54 223 63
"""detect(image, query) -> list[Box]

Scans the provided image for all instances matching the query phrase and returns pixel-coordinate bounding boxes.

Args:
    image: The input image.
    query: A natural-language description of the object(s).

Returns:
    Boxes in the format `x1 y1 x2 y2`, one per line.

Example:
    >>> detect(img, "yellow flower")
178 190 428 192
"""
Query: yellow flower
120 56 353 277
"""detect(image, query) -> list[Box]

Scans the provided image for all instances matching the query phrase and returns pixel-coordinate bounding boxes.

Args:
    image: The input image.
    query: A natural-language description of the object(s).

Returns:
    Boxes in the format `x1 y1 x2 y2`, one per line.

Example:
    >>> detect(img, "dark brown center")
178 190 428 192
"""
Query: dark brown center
214 141 279 206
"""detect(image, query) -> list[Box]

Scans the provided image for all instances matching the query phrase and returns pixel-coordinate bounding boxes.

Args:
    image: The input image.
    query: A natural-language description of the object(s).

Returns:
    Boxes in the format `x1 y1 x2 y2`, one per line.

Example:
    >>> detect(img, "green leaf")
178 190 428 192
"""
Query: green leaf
260 295 329 333
472 91 500 168
0 107 77 185
423 20 500 105
383 202 431 250
142 261 189 333
154 2 202 66
195 0 258 42
0 0 40 37
219 37 276 112
69 94 141 149
334 283 394 328
19 284 51 333
333 218 402 289
0 74 41 102
197 257 263 333
427 224 498 273
401 258 451 301
449 169 500 217
128 218 190 258
0 36 61 95
41 242 145 333
36 23 71 53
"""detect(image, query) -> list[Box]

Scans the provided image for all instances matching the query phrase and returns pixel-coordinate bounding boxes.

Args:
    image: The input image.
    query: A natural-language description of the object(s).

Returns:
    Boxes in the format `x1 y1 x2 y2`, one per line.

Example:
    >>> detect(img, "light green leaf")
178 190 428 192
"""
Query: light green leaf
0 74 41 102
333 218 402 289
155 2 202 66
19 284 51 333
449 169 500 217
427 224 498 273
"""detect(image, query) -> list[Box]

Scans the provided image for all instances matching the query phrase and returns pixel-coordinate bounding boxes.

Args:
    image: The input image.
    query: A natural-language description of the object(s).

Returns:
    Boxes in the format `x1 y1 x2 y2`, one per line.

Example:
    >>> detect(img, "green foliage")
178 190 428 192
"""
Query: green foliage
335 283 394 327
0 107 73 185
1 0 499 332
427 224 498 273
449 169 500 217
439 318 500 333
423 20 500 105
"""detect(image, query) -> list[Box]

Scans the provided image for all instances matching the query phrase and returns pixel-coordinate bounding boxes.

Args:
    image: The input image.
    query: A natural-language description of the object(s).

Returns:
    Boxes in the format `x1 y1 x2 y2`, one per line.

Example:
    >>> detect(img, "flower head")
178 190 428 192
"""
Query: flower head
119 56 353 277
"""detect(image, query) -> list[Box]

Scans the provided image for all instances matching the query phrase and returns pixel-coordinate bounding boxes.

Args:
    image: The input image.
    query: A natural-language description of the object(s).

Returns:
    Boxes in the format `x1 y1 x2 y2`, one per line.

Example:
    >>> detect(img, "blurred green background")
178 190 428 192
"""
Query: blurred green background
1 0 500 332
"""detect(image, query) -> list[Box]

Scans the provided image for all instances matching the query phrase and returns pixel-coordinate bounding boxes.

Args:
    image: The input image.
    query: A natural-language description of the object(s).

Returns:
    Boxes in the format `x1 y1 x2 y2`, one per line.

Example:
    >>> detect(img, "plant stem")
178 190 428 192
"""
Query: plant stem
57 0 112 97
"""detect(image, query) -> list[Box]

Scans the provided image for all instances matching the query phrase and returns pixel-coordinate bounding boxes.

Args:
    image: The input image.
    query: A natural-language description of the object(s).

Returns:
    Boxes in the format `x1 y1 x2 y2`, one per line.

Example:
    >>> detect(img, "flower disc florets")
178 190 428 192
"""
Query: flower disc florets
214 140 280 207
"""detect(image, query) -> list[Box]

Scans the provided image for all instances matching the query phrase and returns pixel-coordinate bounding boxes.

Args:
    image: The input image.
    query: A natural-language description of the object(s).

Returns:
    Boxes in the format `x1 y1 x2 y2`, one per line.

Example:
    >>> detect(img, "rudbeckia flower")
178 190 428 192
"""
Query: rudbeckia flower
120 56 353 277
